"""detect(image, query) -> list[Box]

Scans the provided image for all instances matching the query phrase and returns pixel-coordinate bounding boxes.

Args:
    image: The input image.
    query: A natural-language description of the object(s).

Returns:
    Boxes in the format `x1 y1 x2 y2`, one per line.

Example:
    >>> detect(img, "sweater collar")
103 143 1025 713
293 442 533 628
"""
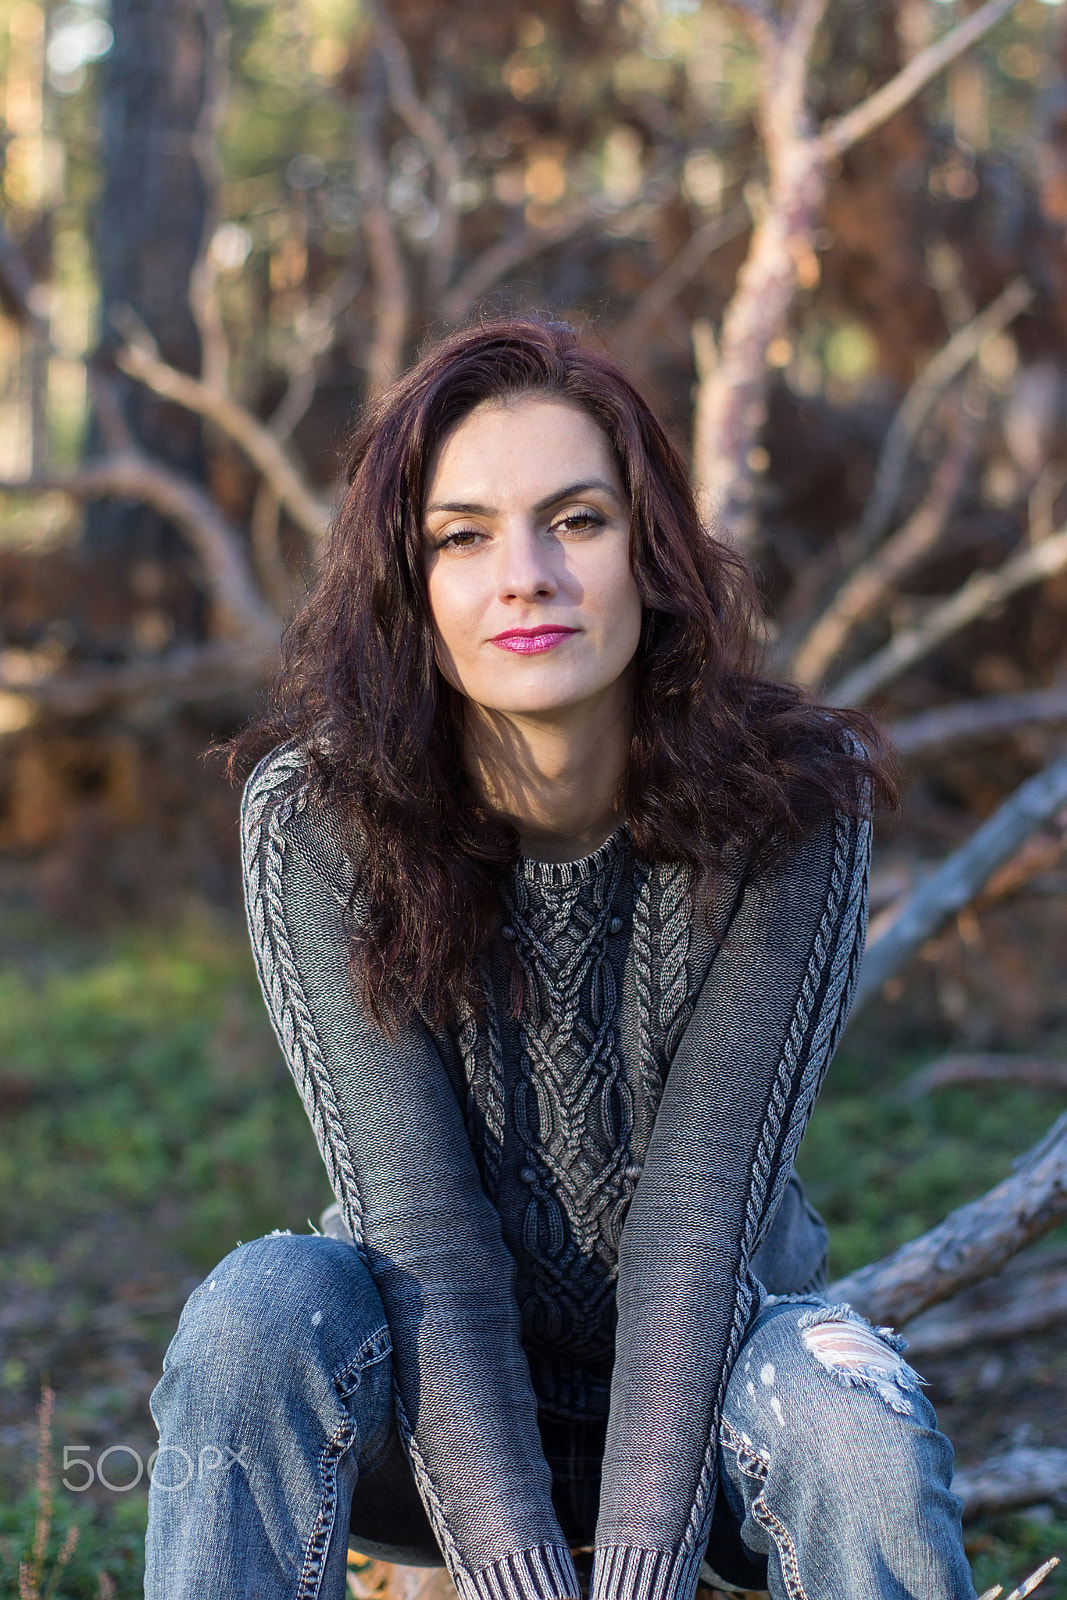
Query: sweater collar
513 821 631 890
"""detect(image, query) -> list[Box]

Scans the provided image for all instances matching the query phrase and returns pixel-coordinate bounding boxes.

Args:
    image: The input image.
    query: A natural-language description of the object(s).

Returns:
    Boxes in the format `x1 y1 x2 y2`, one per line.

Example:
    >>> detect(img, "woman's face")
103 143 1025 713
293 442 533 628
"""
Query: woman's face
421 397 644 726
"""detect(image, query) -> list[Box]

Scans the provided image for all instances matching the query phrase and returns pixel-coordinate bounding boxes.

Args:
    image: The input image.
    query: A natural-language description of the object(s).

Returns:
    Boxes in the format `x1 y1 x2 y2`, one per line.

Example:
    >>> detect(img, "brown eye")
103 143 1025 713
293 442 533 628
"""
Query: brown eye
553 509 607 535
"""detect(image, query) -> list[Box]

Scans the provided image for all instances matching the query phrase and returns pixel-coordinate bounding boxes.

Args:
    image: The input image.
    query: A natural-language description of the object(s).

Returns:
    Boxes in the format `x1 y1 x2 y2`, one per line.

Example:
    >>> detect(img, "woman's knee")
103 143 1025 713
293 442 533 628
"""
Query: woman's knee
158 1232 392 1403
725 1298 953 1489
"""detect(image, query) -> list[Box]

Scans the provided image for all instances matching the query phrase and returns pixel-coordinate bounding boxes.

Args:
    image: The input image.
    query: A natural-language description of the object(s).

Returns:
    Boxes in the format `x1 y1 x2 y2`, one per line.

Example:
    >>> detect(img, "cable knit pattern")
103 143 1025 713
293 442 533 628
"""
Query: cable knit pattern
240 748 366 1253
502 834 636 1350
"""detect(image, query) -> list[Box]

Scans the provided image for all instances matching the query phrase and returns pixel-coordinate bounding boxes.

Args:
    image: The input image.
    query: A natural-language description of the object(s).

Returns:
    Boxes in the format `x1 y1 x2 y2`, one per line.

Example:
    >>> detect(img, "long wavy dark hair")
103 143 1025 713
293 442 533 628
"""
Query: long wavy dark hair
231 316 894 1031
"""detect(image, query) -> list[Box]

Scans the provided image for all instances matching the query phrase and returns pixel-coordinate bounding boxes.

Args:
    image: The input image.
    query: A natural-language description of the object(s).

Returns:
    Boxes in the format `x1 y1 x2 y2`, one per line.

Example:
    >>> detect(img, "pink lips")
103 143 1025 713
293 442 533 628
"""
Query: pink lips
491 627 577 655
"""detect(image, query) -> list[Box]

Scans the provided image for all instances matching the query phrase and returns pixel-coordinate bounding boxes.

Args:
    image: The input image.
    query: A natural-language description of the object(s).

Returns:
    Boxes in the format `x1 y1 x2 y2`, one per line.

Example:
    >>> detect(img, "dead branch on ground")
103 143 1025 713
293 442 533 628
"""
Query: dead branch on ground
955 1451 1067 1519
853 751 1067 1009
902 1251 1067 1361
827 1109 1067 1326
903 1055 1067 1099
889 687 1067 759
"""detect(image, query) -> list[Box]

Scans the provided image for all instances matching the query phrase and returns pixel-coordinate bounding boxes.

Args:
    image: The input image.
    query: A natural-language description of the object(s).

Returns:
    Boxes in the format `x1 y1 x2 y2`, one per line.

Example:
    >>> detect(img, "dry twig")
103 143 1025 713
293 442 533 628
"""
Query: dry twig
851 278 1032 558
112 317 330 543
889 686 1067 759
828 523 1067 707
790 386 984 685
364 0 461 298
903 1259 1067 1361
616 204 750 362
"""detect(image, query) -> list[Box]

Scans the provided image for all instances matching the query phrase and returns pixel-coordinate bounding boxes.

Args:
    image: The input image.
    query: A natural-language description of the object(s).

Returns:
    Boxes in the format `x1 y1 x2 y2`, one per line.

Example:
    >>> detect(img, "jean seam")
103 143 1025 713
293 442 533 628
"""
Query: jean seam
296 1411 356 1600
720 1417 808 1600
333 1325 392 1398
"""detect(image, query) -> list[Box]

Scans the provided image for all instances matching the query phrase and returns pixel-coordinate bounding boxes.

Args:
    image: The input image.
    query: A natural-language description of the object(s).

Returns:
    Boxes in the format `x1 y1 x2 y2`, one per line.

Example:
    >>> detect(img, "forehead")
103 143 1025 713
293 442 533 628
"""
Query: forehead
425 397 621 503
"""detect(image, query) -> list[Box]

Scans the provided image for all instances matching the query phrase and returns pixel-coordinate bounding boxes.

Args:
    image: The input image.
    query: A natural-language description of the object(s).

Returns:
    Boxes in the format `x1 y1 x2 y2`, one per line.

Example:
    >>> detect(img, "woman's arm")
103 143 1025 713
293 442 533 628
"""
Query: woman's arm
241 744 581 1600
592 807 870 1600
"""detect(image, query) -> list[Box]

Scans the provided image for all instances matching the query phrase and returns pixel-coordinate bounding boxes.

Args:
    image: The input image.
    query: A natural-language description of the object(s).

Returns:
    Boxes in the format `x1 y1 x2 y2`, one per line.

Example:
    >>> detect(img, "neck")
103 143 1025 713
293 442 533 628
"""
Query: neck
462 689 632 864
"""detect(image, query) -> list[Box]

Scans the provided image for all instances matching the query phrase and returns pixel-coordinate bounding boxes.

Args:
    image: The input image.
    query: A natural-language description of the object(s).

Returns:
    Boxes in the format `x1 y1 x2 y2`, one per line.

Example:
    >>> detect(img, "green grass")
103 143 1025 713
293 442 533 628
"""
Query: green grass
0 907 330 1598
0 907 1064 1595
0 908 331 1265
797 1027 1067 1279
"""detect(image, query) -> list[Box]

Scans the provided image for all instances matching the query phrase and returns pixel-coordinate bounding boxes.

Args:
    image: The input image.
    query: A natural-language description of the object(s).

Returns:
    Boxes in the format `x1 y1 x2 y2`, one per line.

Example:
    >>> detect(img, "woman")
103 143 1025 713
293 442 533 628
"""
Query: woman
145 318 975 1600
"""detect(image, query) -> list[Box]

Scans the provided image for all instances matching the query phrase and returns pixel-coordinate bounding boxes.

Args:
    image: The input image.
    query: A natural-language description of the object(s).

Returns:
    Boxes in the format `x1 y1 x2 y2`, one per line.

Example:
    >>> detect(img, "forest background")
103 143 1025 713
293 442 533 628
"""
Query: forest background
2 0 1067 1594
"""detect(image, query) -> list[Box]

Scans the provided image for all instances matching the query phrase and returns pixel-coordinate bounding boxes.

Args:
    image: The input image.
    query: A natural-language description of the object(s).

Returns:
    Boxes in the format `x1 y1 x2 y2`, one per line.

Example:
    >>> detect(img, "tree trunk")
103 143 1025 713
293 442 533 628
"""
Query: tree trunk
85 0 212 590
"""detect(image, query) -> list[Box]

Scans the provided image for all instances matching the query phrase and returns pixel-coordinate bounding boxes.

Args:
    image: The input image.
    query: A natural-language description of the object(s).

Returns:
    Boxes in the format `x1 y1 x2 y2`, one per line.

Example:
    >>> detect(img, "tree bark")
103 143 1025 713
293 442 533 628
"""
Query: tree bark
86 0 214 573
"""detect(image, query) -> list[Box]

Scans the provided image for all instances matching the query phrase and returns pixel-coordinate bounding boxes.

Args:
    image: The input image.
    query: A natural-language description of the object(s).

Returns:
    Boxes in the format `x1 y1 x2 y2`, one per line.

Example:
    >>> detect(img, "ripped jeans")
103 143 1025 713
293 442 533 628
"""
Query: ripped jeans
144 1234 975 1600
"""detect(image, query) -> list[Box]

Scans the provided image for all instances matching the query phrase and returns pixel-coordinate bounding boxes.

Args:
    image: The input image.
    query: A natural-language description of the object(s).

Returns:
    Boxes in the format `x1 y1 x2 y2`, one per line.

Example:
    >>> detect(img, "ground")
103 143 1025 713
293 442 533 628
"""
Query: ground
1 895 1065 1598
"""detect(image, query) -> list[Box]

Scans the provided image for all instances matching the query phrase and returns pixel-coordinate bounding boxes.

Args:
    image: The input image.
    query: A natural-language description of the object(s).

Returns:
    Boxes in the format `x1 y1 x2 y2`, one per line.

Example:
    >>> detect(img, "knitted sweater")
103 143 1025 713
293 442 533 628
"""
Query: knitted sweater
241 742 870 1600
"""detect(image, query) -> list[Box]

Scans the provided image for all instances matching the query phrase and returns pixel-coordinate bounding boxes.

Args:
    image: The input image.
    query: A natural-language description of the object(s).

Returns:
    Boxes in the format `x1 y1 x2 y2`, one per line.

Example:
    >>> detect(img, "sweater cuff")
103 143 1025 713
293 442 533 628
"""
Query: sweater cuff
458 1545 582 1600
590 1545 703 1600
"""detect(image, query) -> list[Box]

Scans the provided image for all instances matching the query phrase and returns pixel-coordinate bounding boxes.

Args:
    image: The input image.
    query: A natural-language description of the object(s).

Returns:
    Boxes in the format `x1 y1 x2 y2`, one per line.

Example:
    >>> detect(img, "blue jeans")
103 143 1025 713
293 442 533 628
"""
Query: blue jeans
144 1233 975 1600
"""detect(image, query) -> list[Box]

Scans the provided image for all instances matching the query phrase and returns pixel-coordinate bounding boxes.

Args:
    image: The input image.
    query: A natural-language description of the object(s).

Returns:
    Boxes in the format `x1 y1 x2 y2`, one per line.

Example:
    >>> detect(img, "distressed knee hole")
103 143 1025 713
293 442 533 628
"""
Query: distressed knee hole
802 1322 904 1376
797 1304 923 1416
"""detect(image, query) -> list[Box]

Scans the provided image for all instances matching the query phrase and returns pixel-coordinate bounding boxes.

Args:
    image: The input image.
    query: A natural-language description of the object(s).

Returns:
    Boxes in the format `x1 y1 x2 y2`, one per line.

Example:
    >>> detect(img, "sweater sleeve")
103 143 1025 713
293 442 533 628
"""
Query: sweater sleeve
240 745 581 1600
591 806 871 1600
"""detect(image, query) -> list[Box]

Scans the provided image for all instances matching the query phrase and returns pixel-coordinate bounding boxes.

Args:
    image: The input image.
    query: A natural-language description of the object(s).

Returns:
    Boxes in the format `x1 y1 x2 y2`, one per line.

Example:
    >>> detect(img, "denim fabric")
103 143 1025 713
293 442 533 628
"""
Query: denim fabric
145 1235 975 1600
235 743 874 1600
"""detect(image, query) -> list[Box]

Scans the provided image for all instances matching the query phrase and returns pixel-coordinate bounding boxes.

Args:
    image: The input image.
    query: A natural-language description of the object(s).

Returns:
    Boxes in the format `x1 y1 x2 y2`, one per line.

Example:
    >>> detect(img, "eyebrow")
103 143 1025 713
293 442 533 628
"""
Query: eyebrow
424 477 623 519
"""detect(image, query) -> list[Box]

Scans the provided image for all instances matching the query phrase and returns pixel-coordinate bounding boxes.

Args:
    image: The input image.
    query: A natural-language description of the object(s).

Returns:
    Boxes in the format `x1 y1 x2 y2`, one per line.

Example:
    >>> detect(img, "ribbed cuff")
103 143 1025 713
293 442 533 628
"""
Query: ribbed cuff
457 1545 582 1600
590 1545 704 1600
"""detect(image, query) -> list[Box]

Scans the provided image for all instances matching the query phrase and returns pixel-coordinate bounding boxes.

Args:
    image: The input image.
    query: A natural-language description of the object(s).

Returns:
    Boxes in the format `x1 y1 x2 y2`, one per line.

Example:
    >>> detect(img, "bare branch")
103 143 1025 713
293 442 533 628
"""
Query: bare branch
903 1054 1067 1100
693 0 1025 539
363 0 461 296
249 482 298 614
827 1108 1067 1324
777 0 832 125
0 456 278 647
113 329 330 542
853 278 1032 558
852 752 1067 1010
616 203 750 363
900 1249 1067 1360
356 50 411 397
790 387 982 686
828 519 1067 707
0 641 271 721
954 1451 1067 1520
820 0 1022 160
889 686 1067 759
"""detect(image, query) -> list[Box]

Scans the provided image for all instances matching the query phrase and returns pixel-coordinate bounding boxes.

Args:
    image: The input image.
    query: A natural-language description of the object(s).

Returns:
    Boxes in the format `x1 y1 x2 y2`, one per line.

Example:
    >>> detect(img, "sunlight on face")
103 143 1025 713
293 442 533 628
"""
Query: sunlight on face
421 397 643 729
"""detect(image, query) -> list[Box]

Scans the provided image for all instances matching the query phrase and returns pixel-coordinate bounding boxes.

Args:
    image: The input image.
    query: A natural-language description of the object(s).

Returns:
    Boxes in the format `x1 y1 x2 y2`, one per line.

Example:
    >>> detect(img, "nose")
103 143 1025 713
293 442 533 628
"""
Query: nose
495 523 558 602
